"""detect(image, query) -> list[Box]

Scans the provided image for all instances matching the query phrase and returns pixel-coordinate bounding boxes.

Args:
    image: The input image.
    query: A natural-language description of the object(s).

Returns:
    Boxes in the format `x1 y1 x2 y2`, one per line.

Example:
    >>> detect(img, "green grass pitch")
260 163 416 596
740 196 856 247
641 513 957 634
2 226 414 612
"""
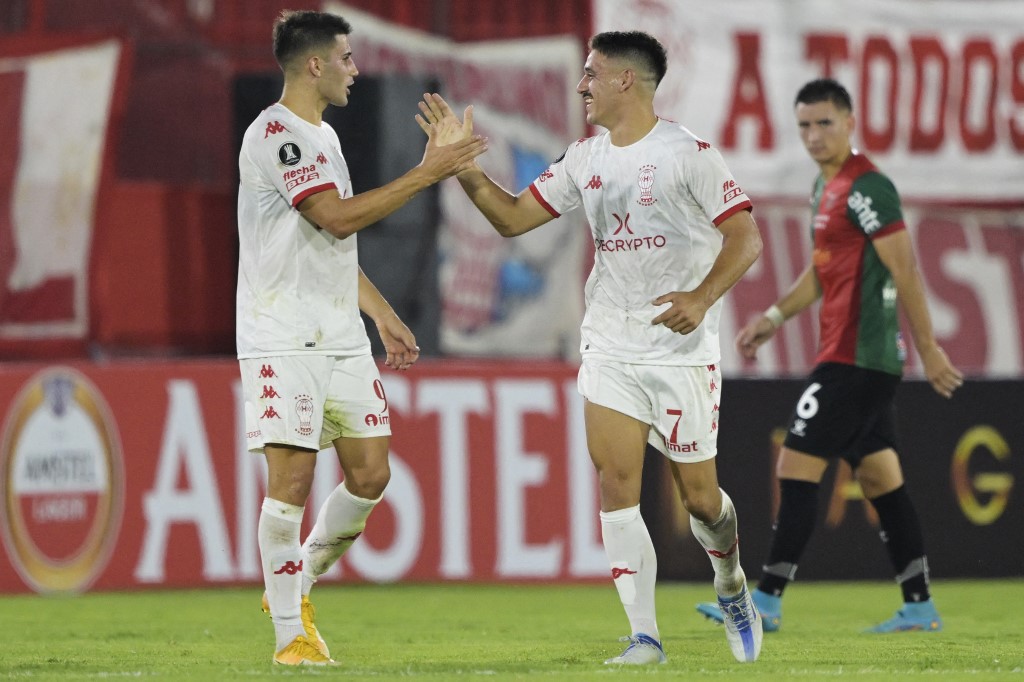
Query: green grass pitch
0 580 1021 680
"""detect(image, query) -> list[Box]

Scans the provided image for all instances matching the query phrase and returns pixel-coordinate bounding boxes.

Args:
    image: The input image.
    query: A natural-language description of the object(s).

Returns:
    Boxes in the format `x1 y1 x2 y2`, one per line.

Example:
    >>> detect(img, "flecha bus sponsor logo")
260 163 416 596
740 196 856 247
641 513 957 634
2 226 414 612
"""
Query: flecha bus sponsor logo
283 164 320 192
722 179 743 203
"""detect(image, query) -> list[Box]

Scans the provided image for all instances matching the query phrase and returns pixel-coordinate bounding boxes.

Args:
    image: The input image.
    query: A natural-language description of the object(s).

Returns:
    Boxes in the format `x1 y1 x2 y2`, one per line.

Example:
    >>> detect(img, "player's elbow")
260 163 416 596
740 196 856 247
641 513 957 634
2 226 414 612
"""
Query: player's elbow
319 219 358 240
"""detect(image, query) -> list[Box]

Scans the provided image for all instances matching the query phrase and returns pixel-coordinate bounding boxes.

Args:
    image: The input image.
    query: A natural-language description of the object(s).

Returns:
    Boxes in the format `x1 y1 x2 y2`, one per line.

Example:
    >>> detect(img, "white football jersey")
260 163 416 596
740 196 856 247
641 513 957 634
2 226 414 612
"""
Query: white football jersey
236 103 370 358
530 119 752 365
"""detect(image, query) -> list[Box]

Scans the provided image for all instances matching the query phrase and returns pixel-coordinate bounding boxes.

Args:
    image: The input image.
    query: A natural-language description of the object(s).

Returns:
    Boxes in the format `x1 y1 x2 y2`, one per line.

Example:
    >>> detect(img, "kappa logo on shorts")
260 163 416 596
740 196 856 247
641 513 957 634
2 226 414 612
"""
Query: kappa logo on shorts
260 385 280 399
261 406 281 419
259 364 277 378
791 418 807 436
294 394 314 436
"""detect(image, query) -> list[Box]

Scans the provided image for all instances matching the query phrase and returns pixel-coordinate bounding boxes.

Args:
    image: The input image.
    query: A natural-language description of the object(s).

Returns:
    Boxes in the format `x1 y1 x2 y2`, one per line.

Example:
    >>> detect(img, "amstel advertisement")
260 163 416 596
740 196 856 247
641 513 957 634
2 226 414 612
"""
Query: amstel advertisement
0 359 1019 594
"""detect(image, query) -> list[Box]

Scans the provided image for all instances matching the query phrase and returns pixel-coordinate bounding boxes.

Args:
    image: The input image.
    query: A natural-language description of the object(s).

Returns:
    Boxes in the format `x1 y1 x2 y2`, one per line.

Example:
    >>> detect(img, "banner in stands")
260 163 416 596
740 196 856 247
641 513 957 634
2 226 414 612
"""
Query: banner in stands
0 38 122 343
0 360 1019 594
595 0 1024 200
326 2 587 359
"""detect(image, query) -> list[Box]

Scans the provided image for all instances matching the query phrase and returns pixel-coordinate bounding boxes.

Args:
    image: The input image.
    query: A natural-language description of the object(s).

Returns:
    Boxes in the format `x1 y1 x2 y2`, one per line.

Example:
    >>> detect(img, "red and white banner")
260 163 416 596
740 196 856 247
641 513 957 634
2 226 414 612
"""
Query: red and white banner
723 201 1024 377
595 0 1024 200
0 360 606 594
0 38 123 341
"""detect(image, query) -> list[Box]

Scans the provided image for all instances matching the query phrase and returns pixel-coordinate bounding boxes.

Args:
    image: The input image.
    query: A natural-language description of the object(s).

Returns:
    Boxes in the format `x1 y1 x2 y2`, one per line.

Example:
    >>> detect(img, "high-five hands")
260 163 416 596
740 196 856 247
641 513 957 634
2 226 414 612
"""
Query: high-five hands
416 95 486 180
416 93 482 177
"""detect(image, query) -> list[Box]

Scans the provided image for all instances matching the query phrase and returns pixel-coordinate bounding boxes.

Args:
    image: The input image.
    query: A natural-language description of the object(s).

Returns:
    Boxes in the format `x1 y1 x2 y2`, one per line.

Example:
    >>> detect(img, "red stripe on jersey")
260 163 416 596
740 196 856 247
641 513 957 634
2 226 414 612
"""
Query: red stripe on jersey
528 183 560 218
819 247 864 366
292 183 338 207
713 200 752 226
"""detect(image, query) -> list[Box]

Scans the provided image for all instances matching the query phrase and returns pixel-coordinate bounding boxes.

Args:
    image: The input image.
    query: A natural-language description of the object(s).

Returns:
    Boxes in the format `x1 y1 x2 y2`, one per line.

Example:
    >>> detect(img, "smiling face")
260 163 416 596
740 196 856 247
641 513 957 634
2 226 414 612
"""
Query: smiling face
795 99 854 172
316 34 359 107
576 50 624 128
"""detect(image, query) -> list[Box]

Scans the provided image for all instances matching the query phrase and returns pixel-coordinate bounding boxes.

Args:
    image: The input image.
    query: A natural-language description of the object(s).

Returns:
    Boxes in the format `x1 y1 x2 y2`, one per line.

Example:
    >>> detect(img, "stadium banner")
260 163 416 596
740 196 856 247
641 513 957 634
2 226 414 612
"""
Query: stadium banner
325 2 587 359
594 0 1024 200
723 201 1024 378
0 359 1020 594
0 37 124 349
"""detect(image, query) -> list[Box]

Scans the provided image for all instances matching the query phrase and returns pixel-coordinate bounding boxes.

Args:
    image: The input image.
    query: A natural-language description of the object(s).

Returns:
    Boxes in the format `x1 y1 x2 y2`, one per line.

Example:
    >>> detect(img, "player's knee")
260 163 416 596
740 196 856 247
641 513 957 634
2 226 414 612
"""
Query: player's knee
268 474 314 506
345 464 391 499
680 489 721 524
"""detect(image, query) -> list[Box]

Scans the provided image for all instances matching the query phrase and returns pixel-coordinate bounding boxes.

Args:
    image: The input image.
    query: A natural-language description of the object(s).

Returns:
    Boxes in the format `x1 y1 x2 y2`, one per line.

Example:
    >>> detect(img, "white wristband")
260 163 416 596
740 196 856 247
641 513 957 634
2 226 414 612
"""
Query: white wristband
763 304 785 329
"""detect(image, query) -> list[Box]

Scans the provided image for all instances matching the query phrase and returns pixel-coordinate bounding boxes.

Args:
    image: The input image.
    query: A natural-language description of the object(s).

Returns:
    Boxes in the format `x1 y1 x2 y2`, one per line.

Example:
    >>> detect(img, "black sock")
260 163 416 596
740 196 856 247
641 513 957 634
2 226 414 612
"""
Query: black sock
758 479 819 597
870 485 931 603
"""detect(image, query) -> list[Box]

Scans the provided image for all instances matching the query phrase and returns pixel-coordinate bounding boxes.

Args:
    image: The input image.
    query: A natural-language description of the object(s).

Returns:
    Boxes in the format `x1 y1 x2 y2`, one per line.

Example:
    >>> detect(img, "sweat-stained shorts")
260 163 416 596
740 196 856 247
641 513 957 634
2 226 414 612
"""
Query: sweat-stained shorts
239 354 391 453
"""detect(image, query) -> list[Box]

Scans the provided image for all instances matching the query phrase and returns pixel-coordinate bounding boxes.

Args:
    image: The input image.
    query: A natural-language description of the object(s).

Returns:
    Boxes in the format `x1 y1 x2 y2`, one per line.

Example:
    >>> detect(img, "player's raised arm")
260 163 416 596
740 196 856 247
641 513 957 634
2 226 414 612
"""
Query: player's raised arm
416 93 555 238
298 127 487 240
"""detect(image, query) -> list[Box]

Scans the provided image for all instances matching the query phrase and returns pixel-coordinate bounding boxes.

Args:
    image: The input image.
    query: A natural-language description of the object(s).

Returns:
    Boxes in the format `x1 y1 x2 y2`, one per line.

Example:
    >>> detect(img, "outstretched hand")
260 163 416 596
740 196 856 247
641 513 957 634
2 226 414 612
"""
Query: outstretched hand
416 93 474 146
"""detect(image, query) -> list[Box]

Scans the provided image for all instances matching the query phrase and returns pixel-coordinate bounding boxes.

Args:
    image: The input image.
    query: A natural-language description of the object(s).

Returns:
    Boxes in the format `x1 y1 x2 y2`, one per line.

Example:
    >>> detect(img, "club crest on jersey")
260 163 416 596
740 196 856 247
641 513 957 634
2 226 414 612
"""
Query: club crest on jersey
637 164 657 206
278 142 302 167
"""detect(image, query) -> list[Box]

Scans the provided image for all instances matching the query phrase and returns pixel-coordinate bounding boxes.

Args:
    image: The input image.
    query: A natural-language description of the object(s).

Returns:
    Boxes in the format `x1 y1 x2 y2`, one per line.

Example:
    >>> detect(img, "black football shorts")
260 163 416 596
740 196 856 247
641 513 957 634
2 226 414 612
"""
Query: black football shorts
781 362 901 466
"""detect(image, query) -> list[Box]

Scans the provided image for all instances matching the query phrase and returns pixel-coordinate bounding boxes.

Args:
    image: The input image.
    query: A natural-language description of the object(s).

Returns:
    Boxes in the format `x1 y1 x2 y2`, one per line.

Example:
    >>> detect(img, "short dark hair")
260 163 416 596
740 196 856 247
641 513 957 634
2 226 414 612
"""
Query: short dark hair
589 31 668 87
794 78 853 112
272 10 352 70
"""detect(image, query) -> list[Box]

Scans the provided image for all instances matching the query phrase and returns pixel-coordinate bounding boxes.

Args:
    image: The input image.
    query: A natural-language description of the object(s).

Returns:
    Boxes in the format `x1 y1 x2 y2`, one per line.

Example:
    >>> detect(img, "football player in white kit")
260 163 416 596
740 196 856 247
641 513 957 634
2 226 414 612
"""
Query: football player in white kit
237 10 486 666
416 31 764 665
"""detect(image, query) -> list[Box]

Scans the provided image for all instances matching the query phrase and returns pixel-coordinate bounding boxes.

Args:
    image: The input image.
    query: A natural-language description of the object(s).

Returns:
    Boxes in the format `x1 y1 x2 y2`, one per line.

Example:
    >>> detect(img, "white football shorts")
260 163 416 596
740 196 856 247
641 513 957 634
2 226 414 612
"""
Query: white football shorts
240 354 391 453
577 358 721 463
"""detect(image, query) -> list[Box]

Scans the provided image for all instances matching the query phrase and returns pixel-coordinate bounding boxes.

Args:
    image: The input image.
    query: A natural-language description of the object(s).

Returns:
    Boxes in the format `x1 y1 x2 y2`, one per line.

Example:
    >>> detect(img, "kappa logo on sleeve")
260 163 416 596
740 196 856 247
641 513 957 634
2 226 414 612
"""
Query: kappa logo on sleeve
264 120 288 138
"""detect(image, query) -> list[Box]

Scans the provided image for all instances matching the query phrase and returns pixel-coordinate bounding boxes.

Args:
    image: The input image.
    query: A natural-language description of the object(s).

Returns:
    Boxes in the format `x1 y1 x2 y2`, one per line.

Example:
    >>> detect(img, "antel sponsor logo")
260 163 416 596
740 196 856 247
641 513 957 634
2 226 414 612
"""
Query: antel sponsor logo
0 368 124 593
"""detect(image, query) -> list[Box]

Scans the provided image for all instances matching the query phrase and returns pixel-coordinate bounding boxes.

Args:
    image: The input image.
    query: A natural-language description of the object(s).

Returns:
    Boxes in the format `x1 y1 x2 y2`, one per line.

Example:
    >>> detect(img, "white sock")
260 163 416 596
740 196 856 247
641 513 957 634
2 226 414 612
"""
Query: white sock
259 497 306 650
600 505 659 640
689 488 745 597
301 483 381 595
